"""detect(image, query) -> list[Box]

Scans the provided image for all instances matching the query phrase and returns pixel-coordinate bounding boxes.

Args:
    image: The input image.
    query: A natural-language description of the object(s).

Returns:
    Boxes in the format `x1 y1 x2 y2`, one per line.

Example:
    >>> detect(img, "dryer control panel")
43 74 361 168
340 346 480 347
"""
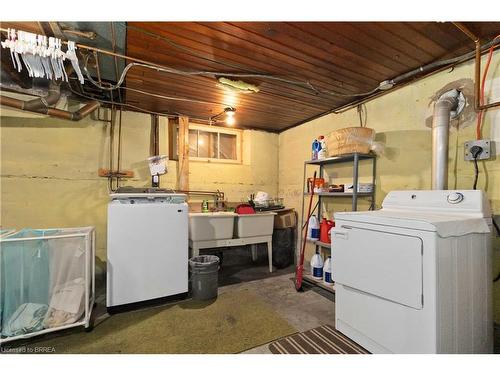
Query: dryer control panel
381 190 490 217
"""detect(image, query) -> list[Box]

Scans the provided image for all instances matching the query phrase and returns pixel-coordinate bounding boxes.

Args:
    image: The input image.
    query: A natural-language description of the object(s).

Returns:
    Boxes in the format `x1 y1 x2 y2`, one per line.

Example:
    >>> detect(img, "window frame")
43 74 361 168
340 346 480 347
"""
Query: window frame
169 122 242 164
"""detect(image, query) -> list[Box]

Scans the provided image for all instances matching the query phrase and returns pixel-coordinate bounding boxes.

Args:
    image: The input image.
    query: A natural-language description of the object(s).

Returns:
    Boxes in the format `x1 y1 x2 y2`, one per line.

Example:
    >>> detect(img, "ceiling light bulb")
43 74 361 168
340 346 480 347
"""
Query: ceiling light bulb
226 116 236 126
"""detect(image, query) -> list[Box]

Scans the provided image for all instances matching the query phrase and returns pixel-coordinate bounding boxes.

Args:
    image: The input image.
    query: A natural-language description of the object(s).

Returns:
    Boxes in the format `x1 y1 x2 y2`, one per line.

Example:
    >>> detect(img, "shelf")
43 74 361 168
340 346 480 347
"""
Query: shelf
306 238 331 248
305 153 375 165
302 274 336 293
303 192 373 197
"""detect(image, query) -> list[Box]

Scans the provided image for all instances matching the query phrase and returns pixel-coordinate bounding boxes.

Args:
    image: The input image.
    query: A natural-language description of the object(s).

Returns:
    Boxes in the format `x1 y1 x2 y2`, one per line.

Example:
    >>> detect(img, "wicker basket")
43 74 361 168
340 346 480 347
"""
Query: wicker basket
326 127 375 157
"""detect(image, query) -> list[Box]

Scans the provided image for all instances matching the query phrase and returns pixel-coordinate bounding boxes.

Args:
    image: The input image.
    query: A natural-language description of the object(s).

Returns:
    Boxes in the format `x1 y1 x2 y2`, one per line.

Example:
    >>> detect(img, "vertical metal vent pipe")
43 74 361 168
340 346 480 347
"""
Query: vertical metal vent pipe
431 90 461 190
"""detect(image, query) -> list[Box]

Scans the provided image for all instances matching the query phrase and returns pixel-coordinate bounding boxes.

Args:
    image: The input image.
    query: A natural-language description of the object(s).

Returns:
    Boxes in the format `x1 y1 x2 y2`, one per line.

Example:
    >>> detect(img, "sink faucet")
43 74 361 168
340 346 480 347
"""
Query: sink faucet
215 190 225 211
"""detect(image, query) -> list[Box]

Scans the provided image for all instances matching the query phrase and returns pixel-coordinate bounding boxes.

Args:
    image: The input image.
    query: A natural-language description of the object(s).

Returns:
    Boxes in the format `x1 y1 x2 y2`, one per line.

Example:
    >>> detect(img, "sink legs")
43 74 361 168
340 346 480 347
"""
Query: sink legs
267 240 273 273
189 236 273 273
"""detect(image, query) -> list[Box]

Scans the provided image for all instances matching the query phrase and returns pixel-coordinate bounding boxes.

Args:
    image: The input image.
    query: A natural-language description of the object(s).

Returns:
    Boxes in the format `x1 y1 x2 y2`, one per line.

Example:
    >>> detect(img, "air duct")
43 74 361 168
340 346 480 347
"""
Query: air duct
431 89 464 190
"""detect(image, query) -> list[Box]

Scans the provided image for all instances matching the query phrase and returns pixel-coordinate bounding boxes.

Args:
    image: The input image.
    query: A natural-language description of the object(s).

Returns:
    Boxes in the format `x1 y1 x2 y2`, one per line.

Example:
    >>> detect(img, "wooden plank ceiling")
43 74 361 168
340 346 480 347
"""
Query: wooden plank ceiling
125 22 500 132
2 22 500 132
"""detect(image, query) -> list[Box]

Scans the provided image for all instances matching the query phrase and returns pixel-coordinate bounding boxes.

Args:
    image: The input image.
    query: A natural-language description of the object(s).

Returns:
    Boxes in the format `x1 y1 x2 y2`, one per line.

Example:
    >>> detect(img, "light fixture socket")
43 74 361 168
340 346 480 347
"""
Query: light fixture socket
209 107 237 125
224 107 236 115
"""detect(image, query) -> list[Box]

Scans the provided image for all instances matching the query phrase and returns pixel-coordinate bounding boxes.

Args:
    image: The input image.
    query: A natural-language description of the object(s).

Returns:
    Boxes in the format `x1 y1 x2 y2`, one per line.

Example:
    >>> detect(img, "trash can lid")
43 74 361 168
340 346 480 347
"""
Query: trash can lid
189 255 220 266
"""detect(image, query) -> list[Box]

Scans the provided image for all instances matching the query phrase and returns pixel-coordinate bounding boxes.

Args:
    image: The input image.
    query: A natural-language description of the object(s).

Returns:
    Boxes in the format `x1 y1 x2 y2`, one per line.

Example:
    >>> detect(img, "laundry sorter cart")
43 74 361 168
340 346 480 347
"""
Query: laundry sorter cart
0 226 95 344
0 229 17 238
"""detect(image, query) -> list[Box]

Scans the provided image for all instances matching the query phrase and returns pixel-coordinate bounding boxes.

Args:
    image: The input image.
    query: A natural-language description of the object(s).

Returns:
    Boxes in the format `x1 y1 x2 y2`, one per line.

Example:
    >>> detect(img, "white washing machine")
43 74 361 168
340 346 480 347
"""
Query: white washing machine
332 190 493 354
107 188 188 309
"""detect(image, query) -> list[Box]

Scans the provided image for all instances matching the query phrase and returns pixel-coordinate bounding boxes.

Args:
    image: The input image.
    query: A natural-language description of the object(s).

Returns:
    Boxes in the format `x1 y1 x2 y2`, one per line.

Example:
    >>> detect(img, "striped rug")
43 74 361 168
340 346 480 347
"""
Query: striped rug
268 324 370 354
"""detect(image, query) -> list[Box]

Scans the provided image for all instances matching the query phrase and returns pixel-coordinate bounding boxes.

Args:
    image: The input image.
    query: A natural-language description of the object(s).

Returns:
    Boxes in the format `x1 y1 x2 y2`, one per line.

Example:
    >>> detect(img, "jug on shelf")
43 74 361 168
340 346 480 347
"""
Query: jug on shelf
319 218 335 243
307 216 320 241
310 250 324 280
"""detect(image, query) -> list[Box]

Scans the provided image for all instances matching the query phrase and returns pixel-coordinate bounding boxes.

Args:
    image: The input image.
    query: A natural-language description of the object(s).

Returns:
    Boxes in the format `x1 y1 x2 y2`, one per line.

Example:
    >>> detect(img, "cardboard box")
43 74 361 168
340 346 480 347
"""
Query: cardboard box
274 209 297 229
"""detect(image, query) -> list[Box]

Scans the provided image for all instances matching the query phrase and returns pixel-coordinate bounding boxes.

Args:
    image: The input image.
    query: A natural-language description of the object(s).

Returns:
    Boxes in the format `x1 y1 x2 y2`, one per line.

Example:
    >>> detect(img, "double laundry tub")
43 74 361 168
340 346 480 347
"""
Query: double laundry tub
188 212 277 273
188 212 275 241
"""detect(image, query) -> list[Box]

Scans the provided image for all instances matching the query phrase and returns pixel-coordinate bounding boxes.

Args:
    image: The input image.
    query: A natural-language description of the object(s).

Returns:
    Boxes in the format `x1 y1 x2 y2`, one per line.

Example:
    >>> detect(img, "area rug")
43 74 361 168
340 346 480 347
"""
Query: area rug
14 290 296 354
268 324 370 354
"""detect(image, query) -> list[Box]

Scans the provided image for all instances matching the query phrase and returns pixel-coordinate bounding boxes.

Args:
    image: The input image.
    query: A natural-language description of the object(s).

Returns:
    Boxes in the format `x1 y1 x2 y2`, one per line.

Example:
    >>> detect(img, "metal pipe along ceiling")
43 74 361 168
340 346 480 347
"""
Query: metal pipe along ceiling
0 86 100 121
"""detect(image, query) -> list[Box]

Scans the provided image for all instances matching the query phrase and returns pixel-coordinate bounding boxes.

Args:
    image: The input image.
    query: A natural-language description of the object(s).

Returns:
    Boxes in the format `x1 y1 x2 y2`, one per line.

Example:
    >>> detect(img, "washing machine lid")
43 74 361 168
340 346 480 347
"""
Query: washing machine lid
110 187 187 201
334 190 491 237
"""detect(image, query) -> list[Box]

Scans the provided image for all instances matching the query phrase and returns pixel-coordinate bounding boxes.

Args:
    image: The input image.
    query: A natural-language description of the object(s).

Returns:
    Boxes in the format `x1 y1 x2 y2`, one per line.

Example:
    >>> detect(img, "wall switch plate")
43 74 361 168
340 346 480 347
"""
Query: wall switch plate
464 140 492 161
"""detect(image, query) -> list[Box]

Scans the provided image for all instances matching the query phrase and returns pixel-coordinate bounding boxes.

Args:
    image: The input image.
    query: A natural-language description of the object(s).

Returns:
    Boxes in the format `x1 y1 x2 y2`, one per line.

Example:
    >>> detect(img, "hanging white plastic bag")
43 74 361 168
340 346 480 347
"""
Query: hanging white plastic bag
148 155 168 176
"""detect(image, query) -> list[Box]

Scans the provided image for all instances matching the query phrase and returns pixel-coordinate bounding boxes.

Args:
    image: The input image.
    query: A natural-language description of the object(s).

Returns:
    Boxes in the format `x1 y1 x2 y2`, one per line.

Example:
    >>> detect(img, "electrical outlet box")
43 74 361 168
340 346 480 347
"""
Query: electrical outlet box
464 140 492 161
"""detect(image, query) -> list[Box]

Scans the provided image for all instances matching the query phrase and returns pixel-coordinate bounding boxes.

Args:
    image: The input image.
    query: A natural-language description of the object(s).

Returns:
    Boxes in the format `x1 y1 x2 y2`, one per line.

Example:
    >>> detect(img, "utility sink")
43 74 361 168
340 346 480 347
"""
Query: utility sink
234 212 276 238
189 212 237 241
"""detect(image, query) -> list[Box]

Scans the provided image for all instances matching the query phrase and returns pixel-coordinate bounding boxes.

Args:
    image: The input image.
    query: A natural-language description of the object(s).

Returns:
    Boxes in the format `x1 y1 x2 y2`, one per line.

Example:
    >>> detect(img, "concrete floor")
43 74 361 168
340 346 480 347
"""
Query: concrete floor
89 270 333 354
217 273 335 354
87 246 334 354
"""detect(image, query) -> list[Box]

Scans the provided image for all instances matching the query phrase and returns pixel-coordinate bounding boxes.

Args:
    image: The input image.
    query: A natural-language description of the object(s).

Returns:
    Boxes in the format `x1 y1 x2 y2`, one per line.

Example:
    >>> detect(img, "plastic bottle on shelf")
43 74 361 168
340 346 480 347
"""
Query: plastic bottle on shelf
310 251 324 280
307 216 320 240
317 135 328 159
323 256 333 285
311 139 320 160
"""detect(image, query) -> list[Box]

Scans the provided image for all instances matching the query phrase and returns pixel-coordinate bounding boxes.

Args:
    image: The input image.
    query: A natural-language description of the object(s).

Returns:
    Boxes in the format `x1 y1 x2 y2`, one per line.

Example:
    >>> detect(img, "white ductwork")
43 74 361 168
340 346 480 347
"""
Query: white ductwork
431 89 465 190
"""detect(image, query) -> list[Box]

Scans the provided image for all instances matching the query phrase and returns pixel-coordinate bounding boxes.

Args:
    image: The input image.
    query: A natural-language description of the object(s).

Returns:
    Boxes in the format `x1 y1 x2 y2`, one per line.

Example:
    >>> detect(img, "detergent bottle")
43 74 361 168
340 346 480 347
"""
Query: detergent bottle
310 250 324 280
319 218 335 243
307 216 320 240
311 139 320 160
323 256 333 285
317 135 328 159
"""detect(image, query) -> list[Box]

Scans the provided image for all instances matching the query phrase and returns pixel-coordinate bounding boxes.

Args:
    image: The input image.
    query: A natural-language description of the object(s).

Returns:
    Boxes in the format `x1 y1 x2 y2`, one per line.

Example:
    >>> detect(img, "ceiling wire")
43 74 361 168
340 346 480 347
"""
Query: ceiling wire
0 26 376 99
123 24 360 97
82 53 377 98
67 81 220 124
68 75 230 107
124 24 252 73
120 87 232 107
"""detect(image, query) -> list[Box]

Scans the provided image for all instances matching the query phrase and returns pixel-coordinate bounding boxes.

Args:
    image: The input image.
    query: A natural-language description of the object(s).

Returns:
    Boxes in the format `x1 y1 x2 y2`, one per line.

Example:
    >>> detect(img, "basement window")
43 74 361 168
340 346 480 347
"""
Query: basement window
170 123 242 163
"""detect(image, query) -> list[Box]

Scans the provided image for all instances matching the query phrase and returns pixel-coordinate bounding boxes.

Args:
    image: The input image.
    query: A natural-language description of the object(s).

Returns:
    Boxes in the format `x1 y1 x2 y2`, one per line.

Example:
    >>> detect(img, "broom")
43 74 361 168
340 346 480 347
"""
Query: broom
295 171 317 291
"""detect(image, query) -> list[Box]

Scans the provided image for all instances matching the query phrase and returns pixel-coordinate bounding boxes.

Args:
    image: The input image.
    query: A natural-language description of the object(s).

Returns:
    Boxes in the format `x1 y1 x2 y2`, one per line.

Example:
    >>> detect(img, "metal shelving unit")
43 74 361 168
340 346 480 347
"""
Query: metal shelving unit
299 152 377 293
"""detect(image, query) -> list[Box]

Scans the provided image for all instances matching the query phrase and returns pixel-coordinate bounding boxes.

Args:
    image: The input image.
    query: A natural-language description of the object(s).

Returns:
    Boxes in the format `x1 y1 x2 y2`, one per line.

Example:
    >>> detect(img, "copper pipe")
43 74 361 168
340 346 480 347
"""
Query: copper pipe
453 22 500 111
0 94 99 120
0 95 24 110
0 84 60 111
453 22 479 43
72 101 100 120
110 22 123 104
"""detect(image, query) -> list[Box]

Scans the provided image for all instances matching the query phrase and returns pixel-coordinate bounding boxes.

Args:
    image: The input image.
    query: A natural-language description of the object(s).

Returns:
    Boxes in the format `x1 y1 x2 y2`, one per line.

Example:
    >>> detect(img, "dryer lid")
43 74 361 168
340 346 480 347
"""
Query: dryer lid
334 190 491 237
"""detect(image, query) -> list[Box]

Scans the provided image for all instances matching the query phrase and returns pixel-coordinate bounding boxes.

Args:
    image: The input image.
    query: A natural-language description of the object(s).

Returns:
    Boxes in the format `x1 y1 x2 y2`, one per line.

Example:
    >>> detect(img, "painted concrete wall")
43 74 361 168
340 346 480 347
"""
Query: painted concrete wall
1 53 498 323
0 109 278 260
278 54 500 322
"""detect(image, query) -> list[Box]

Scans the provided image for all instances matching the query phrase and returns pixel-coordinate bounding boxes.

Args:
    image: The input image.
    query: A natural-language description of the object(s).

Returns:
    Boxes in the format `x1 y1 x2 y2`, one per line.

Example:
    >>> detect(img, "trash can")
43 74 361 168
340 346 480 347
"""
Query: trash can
189 255 220 301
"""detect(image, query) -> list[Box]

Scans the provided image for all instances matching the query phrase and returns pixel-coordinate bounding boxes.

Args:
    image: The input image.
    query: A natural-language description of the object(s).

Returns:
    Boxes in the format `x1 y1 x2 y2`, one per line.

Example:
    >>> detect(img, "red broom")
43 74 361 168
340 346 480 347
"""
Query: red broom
295 171 317 291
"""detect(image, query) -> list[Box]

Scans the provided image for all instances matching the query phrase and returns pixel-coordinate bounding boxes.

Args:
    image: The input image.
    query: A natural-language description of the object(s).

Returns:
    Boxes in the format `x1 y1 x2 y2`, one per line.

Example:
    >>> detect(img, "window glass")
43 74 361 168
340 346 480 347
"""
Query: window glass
183 126 239 161
219 133 237 160
188 130 198 157
210 133 219 159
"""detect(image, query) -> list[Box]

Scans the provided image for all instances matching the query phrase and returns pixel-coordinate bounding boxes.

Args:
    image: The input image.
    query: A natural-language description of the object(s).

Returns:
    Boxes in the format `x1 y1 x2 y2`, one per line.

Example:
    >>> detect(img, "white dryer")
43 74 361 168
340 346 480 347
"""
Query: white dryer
332 190 493 354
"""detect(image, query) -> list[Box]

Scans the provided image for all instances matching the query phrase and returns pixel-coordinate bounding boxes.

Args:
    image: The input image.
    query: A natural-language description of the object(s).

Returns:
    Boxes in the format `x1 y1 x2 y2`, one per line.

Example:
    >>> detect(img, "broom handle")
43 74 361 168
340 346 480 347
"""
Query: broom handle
300 171 316 263
295 171 317 289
